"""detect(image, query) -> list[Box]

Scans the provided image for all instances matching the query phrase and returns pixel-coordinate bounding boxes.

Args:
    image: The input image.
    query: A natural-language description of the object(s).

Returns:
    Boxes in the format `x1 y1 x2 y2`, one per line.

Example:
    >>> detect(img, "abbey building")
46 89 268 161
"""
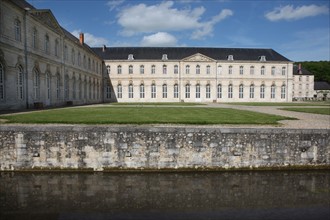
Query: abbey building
0 0 315 110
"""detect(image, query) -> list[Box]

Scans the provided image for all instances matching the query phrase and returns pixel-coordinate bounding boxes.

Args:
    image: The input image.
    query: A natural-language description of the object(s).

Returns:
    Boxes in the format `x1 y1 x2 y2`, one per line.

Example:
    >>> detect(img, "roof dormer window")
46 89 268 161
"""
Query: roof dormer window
162 54 168 60
227 55 234 61
259 56 266 62
128 54 134 60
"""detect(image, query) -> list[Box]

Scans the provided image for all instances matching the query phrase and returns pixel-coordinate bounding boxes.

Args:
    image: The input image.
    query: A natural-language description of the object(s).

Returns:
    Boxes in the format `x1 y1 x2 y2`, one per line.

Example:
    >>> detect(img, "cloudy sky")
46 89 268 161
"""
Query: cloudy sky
27 0 329 61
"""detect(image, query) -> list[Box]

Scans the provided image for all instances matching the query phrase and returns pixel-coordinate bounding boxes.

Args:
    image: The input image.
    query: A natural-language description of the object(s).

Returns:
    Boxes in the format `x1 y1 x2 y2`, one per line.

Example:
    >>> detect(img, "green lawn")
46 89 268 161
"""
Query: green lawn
228 102 330 106
0 107 294 125
280 108 330 115
110 102 205 106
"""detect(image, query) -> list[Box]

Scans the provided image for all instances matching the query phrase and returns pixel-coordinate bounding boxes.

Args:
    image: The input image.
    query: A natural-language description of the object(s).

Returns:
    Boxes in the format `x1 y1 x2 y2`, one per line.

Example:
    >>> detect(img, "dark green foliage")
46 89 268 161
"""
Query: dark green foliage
296 61 330 83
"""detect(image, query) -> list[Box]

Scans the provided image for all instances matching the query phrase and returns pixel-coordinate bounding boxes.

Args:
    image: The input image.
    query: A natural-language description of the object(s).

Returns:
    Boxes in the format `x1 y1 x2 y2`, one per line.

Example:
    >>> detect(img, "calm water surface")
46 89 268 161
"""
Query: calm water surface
0 171 329 220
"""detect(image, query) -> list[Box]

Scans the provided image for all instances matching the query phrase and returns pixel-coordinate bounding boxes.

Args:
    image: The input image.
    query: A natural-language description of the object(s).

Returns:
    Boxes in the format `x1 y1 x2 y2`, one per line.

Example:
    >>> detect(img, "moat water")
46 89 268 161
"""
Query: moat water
0 171 329 220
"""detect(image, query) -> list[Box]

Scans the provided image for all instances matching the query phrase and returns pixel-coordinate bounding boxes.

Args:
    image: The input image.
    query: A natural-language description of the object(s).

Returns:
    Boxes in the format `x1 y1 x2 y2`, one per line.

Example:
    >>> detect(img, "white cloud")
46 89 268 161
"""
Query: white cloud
71 30 109 47
140 32 177 47
265 4 329 21
107 0 125 11
116 1 232 39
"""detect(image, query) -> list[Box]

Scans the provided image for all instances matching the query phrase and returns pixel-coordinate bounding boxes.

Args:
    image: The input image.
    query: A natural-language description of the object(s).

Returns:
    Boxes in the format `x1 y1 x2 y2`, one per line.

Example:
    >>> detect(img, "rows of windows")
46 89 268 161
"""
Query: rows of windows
13 18 101 74
107 64 287 76
114 84 287 100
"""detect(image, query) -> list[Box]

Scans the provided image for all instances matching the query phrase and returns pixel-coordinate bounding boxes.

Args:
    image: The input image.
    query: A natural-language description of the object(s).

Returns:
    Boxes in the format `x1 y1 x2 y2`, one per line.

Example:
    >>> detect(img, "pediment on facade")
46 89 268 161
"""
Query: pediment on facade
182 53 215 62
30 10 63 34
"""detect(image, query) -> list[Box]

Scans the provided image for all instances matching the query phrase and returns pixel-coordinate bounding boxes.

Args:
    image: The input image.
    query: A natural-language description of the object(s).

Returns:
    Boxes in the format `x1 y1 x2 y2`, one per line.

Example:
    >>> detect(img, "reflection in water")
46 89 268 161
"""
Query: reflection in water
0 171 329 220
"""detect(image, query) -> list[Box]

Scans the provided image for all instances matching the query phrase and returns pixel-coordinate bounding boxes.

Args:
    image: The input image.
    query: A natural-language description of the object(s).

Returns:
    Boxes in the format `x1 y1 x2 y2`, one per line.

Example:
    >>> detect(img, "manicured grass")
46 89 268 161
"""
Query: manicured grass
0 107 294 125
228 102 330 106
280 108 330 115
110 102 205 106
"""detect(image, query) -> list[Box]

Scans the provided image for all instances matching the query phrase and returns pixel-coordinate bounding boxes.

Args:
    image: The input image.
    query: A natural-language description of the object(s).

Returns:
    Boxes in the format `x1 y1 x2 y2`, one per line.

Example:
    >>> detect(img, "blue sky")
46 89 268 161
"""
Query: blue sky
27 0 329 61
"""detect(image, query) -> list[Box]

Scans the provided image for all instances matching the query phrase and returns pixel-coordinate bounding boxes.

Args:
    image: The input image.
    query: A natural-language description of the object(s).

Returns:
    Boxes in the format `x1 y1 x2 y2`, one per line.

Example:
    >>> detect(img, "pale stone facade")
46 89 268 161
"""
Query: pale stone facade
292 65 315 100
94 48 294 103
0 0 103 110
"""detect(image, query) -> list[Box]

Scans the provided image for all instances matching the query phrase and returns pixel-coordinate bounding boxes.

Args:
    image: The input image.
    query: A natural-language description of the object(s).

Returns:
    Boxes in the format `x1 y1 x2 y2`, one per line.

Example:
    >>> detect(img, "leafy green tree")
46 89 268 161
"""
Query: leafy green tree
295 61 330 83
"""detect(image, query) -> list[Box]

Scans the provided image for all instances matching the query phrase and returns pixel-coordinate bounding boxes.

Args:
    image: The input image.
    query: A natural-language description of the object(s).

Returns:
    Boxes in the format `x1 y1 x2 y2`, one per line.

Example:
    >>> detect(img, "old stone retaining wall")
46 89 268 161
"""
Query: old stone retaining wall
0 125 329 171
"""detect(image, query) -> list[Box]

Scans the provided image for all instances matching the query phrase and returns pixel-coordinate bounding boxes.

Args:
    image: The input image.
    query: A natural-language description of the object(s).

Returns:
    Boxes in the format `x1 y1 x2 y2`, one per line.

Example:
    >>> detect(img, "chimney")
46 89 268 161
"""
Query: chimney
102 45 107 52
298 63 302 74
79 33 84 45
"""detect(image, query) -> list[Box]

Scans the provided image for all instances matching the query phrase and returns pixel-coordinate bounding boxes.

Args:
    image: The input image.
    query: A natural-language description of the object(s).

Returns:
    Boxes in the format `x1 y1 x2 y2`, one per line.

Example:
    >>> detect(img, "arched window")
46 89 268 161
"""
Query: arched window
151 65 155 74
163 65 167 74
185 84 190 98
281 85 286 99
196 65 200 74
140 65 144 74
162 84 167 98
106 65 110 74
206 84 211 99
250 66 254 75
261 66 265 75
64 74 69 100
140 84 145 98
14 19 21 41
56 73 61 99
151 84 156 98
44 35 50 54
72 76 76 100
239 84 244 99
196 84 200 98
239 66 244 75
117 84 122 99
260 84 265 99
217 84 222 99
174 65 178 74
0 63 4 100
271 85 276 99
129 65 133 74
249 84 254 99
32 28 37 49
185 65 190 74
271 66 276 75
117 65 122 74
33 69 40 100
128 84 133 98
228 84 233 98
174 84 178 98
46 72 51 100
228 66 233 75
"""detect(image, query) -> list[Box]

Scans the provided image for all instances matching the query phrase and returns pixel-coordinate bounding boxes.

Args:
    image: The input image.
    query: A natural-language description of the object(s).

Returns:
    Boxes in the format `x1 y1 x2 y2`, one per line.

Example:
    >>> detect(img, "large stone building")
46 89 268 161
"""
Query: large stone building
0 0 318 110
0 0 103 110
93 47 293 103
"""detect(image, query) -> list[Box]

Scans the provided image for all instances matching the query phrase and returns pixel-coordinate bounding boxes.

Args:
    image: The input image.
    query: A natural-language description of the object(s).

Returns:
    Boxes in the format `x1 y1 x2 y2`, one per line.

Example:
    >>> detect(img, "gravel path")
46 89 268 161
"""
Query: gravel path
207 103 330 129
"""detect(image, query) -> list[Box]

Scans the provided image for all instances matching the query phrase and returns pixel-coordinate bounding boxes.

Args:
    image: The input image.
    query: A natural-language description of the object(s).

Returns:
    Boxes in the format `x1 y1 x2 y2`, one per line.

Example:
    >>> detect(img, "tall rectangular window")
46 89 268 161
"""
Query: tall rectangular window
261 66 265 75
32 29 37 49
33 70 40 100
207 65 211 75
217 84 222 98
239 66 244 75
206 84 211 99
140 84 145 98
271 85 275 99
55 40 59 57
128 84 133 98
174 84 178 98
129 65 133 74
162 84 167 98
281 85 286 99
106 84 111 99
163 65 167 74
140 65 144 74
56 74 61 99
282 67 286 76
228 66 232 75
186 65 190 74
185 84 190 98
45 35 50 54
196 84 200 98
271 67 276 75
151 84 156 98
151 65 155 74
17 66 24 100
249 85 254 99
174 65 178 74
117 84 122 98
260 85 265 99
239 84 244 99
14 19 21 41
117 65 122 74
0 63 4 100
250 66 254 75
228 84 233 98
196 65 200 74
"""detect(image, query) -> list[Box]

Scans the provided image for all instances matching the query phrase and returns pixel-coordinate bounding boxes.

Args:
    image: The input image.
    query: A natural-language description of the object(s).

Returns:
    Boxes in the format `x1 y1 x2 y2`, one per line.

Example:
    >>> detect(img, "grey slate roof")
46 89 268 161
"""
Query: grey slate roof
92 47 291 62
293 65 314 75
314 81 330 90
